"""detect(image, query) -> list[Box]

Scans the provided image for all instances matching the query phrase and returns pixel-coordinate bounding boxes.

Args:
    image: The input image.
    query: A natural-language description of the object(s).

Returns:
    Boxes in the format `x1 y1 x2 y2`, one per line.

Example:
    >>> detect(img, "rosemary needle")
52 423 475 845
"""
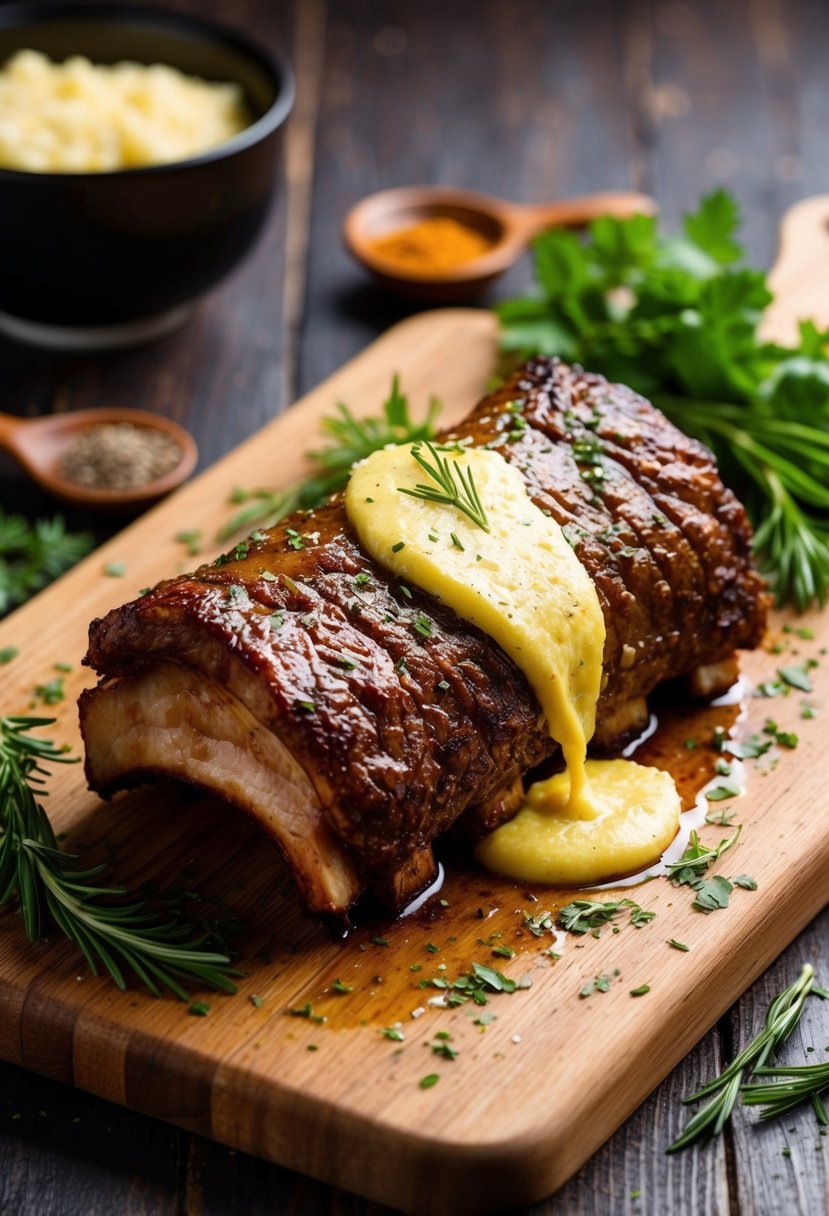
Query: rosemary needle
667 964 817 1152
398 441 490 532
217 376 442 542
0 716 239 1000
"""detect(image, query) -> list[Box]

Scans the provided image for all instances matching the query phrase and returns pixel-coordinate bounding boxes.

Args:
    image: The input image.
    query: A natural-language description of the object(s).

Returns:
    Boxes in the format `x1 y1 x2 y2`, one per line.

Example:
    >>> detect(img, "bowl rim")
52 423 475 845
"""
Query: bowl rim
0 0 295 181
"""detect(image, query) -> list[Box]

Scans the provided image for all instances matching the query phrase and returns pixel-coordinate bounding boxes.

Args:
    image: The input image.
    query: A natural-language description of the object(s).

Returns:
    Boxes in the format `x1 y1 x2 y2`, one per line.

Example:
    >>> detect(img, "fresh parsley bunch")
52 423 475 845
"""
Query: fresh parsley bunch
497 189 829 610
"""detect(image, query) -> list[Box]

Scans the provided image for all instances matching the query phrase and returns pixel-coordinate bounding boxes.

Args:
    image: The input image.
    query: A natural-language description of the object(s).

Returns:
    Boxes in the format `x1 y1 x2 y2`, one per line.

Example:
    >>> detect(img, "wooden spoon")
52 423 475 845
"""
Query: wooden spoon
343 186 656 300
0 408 198 511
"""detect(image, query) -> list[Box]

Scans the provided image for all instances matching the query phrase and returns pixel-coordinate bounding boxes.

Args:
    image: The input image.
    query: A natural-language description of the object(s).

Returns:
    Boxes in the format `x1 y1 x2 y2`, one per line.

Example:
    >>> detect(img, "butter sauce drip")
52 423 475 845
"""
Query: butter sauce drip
345 444 681 885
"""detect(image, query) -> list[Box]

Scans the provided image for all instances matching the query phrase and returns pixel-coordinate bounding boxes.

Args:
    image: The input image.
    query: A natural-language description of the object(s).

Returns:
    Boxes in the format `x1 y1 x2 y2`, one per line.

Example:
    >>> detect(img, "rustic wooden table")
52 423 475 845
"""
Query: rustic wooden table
1 0 828 1212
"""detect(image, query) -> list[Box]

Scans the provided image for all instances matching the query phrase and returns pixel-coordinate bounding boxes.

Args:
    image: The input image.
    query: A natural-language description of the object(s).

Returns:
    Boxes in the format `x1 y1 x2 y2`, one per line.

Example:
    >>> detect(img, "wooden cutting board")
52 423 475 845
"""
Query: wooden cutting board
2 197 829 1215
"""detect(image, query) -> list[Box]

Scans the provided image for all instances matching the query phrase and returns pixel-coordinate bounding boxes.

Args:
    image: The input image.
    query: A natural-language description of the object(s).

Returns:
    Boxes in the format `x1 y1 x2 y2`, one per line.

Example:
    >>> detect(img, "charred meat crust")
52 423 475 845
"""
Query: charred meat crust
82 358 767 899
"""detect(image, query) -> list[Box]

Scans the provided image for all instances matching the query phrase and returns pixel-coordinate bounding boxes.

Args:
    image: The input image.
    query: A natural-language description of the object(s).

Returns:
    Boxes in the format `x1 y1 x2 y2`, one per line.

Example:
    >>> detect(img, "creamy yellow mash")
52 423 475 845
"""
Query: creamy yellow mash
345 443 681 886
0 49 249 172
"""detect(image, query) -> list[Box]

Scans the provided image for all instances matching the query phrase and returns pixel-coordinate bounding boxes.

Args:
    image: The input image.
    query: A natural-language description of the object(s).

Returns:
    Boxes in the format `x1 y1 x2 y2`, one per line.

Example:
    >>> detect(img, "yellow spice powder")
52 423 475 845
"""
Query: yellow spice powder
369 216 493 274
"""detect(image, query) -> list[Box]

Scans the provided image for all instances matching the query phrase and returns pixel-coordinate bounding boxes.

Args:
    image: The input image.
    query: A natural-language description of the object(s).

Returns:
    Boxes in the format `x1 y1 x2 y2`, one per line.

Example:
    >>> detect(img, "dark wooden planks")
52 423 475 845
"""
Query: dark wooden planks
0 1061 182 1216
533 1033 730 1216
725 908 829 1215
297 0 642 391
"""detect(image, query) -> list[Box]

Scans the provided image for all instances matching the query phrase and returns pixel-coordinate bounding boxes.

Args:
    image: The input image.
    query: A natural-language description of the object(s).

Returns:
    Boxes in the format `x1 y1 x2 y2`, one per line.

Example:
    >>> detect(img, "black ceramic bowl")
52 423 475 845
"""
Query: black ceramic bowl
0 2 294 346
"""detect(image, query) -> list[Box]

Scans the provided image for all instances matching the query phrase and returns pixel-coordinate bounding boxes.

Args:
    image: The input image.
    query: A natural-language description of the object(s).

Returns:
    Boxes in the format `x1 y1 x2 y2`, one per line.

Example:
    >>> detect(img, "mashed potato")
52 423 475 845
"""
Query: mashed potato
0 49 250 172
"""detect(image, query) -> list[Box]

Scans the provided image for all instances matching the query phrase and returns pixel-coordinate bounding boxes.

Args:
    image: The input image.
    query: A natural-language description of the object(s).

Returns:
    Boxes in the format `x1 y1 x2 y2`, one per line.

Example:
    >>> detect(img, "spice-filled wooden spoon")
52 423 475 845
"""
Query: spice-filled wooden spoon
0 408 198 511
343 186 656 300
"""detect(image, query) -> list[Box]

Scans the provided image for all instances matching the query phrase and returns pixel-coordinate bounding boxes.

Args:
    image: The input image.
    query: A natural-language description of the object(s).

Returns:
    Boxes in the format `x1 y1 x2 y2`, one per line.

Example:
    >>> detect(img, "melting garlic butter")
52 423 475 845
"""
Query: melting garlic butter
345 444 680 885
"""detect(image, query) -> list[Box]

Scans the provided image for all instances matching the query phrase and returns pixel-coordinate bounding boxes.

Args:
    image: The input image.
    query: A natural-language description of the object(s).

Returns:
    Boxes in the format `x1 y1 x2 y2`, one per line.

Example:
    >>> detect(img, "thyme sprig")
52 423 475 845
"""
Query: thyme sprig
398 442 490 533
667 964 817 1152
218 376 442 542
0 716 239 1000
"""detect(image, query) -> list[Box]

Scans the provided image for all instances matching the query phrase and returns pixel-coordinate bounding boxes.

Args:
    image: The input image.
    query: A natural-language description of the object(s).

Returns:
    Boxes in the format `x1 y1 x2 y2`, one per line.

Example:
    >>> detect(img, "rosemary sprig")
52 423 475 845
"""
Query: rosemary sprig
0 716 239 1000
217 375 442 542
667 964 817 1152
743 1058 829 1124
398 442 490 533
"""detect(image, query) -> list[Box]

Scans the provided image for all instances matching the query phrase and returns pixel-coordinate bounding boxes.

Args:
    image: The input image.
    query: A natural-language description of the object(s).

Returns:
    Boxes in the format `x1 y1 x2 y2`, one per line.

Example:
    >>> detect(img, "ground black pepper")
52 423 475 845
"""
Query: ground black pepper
59 423 182 491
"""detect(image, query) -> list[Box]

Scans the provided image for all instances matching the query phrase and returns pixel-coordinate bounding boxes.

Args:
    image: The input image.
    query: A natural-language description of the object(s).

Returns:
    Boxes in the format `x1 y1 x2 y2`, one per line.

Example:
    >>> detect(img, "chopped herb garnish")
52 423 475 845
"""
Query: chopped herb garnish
371 935 390 947
705 807 738 826
705 778 742 801
763 719 799 748
666 827 741 886
392 541 405 553
335 653 359 670
727 735 771 759
380 1026 404 1041
413 614 434 639
331 978 354 994
559 899 622 934
354 572 371 587
175 530 202 556
523 909 555 937
630 984 651 997
559 897 654 935
419 1073 440 1089
250 994 264 1008
491 945 515 959
778 665 813 693
32 676 65 706
732 874 758 890
104 561 126 577
0 646 19 665
668 939 691 952
437 679 450 691
580 972 617 998
692 875 733 913
188 1001 211 1017
450 532 464 551
430 1034 458 1060
297 700 316 713
288 1002 326 1024
286 528 305 551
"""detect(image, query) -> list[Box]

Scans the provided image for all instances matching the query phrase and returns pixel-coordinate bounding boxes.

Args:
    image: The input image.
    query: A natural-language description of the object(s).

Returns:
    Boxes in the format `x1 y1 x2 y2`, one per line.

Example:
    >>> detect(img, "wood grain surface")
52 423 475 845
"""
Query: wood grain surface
2 1 829 1214
0 302 828 1214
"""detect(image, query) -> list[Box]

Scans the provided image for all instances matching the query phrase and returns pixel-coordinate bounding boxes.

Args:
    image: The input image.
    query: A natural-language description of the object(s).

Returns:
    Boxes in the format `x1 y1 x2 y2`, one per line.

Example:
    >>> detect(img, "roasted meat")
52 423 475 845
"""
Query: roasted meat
80 358 767 916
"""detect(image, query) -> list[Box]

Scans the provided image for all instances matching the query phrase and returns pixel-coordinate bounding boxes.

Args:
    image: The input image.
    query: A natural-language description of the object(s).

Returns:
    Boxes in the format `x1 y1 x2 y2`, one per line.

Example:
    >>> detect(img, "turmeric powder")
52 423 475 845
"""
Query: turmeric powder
369 215 492 274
